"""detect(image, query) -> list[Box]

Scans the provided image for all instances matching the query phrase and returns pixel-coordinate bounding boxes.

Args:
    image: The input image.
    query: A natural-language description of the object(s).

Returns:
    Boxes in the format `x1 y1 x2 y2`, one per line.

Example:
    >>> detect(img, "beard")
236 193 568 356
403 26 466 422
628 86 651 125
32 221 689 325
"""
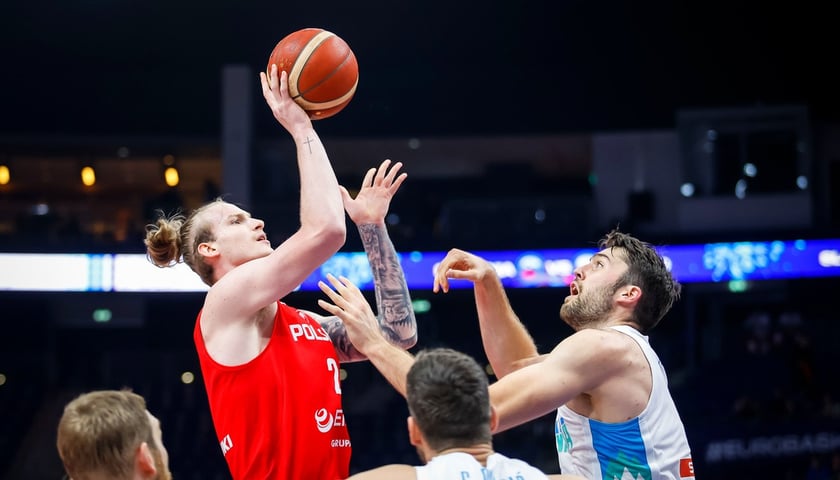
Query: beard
560 283 615 330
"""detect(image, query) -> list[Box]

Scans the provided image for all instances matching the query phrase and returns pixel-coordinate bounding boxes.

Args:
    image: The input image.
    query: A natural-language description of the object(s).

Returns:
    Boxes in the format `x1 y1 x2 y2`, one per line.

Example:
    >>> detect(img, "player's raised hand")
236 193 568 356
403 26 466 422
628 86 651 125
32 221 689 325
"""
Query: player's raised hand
317 274 384 353
341 159 407 225
432 248 497 293
260 65 311 133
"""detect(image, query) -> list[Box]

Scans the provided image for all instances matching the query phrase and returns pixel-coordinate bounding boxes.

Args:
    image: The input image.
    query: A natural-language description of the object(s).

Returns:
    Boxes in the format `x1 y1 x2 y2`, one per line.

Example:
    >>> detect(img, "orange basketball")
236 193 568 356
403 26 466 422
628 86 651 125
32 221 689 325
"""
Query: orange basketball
267 28 359 120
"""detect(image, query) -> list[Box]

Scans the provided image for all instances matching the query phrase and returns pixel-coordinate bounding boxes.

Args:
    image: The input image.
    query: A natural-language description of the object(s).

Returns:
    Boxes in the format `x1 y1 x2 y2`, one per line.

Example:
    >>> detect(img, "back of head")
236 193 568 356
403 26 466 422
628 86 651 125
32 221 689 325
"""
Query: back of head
406 348 492 450
143 199 224 286
600 229 682 332
57 389 153 480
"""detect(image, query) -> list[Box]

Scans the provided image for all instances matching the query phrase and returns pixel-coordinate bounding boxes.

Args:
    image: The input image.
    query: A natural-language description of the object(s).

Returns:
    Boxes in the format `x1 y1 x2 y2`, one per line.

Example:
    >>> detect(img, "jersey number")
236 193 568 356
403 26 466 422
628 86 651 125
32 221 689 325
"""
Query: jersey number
327 358 341 394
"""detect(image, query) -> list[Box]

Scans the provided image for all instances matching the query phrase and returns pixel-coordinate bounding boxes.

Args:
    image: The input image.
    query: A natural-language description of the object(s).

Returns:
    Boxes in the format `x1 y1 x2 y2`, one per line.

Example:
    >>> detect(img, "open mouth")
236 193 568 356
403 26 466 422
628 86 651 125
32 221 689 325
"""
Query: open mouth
569 282 580 296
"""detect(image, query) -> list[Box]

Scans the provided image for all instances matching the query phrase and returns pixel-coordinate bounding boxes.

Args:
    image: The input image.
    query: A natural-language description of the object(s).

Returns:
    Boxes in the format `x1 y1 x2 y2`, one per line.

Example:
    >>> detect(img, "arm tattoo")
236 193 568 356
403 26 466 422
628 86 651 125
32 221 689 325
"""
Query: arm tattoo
358 223 417 349
303 136 314 154
321 316 366 363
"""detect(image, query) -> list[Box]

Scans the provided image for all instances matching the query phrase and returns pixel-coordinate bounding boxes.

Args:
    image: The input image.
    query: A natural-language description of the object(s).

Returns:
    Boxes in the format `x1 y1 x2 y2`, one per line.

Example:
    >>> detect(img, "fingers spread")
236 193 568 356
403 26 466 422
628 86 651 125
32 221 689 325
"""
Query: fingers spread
317 298 339 315
317 280 342 307
374 159 390 185
389 172 408 193
383 161 402 184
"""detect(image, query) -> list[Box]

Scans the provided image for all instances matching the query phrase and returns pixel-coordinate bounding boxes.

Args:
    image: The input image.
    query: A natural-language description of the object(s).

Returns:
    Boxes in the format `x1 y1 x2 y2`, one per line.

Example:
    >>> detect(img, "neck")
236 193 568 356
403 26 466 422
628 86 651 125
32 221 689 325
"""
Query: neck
576 310 638 331
433 444 495 466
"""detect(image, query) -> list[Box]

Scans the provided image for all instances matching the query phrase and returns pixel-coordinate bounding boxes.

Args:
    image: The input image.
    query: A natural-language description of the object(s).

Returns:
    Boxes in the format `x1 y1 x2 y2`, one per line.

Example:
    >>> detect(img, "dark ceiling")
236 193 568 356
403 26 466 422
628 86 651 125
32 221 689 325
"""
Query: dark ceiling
2 0 837 140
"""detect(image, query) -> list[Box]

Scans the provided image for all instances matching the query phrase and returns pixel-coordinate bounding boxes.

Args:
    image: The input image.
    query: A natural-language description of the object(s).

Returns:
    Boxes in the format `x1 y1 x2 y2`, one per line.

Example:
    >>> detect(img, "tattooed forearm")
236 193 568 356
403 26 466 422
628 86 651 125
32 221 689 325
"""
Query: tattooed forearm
358 223 417 349
322 316 366 363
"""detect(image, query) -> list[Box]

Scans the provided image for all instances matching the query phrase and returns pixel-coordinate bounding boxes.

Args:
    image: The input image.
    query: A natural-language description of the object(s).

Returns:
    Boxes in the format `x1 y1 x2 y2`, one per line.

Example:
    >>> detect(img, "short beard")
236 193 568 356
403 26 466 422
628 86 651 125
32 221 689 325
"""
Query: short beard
560 284 615 330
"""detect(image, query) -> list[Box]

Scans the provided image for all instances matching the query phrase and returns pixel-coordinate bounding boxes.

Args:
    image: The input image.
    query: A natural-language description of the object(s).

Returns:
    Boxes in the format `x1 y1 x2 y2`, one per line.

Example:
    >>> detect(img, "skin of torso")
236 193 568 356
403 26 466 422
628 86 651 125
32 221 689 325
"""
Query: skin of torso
563 327 652 423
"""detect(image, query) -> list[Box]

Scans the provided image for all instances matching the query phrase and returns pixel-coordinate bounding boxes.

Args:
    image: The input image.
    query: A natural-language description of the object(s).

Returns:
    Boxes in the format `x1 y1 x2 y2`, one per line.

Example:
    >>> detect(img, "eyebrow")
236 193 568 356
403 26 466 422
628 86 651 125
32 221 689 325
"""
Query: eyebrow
226 212 249 222
590 253 611 262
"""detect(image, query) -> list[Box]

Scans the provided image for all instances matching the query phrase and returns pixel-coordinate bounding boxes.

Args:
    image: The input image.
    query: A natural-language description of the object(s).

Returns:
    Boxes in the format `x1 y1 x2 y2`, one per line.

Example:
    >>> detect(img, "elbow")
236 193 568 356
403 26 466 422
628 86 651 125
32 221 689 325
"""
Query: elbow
400 311 419 349
317 222 346 252
296 221 345 262
403 331 418 350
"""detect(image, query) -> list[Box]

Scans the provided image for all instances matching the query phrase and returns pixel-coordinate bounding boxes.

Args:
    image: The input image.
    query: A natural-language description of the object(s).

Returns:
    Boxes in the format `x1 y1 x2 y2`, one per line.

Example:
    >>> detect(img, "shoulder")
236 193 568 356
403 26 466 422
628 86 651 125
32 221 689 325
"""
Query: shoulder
488 453 549 478
543 328 640 373
298 307 329 323
557 328 636 356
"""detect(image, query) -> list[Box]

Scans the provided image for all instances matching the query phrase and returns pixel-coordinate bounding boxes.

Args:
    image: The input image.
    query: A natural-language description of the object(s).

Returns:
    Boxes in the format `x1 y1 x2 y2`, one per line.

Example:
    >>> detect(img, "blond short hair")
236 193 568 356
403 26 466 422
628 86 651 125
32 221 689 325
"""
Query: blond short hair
57 389 155 479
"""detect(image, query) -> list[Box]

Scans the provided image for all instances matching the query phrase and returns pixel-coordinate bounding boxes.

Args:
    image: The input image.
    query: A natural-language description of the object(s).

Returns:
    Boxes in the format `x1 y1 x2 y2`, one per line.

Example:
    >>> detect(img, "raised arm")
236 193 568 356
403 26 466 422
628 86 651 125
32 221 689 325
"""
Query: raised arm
319 159 418 362
433 249 539 378
201 66 345 340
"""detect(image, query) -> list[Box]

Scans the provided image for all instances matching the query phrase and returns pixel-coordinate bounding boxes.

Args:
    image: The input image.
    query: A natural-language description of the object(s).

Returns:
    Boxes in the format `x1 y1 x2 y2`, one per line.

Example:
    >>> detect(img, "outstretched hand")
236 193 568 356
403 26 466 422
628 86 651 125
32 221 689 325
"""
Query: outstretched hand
341 159 407 225
260 64 311 134
317 274 385 354
432 248 496 293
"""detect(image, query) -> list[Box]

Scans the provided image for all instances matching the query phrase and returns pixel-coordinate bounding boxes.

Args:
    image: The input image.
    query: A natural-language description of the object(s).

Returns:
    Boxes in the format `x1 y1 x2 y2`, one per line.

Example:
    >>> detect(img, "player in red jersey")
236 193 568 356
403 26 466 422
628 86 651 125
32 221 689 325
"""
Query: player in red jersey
144 65 417 479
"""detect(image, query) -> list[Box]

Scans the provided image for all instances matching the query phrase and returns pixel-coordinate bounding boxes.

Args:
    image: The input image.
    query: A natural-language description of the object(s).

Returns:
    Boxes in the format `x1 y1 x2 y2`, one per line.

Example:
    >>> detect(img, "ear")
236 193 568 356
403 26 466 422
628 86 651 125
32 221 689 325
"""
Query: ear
197 241 219 259
407 416 422 447
489 405 500 433
135 442 158 477
616 285 642 307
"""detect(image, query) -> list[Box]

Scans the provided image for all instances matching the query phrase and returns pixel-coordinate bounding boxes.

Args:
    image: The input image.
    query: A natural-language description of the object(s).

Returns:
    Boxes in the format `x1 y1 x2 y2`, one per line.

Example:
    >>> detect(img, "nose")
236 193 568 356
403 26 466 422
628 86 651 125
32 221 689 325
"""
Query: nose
573 264 585 280
253 218 265 230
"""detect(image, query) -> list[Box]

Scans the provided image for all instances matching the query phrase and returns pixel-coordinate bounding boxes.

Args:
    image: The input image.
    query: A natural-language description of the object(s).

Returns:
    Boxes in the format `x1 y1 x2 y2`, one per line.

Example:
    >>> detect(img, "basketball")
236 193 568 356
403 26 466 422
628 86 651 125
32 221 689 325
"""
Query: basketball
267 28 359 120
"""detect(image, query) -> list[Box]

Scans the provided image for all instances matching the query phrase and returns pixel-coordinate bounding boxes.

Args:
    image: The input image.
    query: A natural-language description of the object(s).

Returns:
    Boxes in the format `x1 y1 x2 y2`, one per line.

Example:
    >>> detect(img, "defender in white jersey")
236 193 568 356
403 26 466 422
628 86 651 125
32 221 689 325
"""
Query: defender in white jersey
432 229 695 479
300 342 583 479
555 325 692 478
416 451 548 480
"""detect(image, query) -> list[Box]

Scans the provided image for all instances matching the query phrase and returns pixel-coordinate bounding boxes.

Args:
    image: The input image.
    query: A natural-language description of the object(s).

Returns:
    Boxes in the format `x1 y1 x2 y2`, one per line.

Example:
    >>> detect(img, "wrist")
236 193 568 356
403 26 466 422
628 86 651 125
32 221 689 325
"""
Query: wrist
367 338 395 361
357 222 386 231
290 125 317 143
477 267 502 289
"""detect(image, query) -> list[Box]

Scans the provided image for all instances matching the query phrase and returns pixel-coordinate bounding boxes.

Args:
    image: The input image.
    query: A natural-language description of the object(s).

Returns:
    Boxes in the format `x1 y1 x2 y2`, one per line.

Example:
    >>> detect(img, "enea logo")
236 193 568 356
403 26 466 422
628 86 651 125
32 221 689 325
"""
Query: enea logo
315 407 345 433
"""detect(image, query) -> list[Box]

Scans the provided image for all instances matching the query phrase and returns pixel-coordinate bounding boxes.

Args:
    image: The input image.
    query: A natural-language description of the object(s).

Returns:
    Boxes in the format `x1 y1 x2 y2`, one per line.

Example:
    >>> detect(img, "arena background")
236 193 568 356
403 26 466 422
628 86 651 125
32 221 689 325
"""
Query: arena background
2 1 839 479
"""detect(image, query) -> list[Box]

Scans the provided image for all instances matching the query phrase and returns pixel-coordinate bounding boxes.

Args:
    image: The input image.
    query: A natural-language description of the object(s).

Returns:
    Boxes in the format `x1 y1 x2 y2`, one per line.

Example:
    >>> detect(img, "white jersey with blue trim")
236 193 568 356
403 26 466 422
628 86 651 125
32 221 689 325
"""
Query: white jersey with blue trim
555 325 694 480
415 451 549 480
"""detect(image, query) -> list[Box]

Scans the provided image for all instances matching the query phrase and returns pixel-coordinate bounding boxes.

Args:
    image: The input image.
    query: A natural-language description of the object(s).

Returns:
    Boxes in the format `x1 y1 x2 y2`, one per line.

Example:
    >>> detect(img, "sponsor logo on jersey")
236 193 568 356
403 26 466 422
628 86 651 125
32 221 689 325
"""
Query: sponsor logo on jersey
220 434 233 456
315 407 346 433
679 458 694 478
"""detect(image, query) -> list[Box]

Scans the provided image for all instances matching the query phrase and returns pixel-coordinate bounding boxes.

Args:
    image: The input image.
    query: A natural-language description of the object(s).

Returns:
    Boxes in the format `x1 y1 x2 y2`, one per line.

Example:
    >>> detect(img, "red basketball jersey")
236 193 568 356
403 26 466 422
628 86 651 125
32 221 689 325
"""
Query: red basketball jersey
194 301 352 479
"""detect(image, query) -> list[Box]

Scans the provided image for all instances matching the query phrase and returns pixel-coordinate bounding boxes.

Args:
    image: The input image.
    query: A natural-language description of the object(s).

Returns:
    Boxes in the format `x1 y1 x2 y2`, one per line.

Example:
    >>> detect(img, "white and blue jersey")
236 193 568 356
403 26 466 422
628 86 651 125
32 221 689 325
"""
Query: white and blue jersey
416 451 549 480
555 325 694 479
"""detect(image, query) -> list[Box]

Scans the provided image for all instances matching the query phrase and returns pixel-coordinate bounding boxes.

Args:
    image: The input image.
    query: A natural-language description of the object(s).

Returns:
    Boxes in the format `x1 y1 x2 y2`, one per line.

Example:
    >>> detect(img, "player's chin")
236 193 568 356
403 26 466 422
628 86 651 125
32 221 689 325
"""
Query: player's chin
252 245 273 259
